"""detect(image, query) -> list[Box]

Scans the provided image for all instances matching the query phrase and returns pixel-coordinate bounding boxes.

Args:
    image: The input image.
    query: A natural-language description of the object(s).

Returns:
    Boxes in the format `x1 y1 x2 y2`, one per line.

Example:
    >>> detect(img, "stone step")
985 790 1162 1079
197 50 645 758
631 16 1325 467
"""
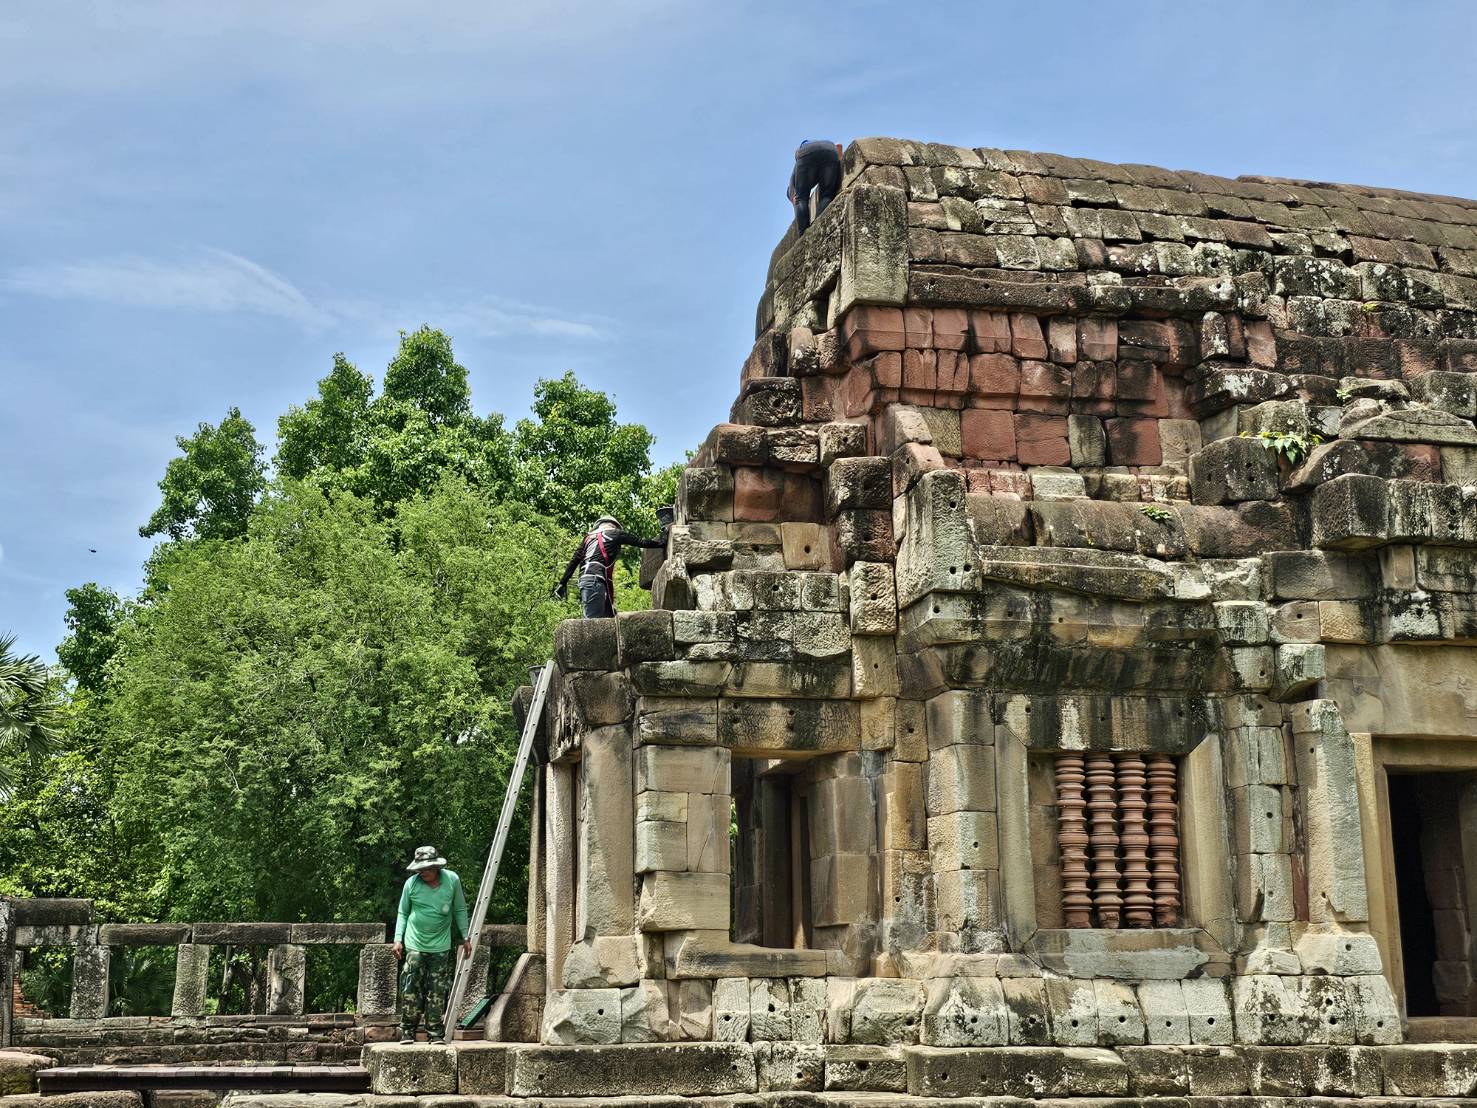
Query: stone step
36 1063 368 1095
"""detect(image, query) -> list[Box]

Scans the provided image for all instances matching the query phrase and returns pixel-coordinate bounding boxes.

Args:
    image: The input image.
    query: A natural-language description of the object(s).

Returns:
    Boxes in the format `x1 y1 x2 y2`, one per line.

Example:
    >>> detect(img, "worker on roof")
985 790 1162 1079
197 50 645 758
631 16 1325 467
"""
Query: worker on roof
392 845 470 1044
554 514 667 619
788 139 843 234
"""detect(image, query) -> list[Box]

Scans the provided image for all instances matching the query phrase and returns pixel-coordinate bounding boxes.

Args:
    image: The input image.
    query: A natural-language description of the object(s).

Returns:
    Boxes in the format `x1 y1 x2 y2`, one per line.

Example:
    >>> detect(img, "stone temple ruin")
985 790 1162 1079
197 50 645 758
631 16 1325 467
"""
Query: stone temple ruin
15 136 1477 1104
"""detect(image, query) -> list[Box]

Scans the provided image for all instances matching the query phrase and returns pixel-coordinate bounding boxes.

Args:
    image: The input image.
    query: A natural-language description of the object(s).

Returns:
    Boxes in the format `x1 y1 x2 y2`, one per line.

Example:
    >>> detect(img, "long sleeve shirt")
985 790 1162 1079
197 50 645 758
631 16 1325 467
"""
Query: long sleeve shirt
394 870 469 953
557 527 663 592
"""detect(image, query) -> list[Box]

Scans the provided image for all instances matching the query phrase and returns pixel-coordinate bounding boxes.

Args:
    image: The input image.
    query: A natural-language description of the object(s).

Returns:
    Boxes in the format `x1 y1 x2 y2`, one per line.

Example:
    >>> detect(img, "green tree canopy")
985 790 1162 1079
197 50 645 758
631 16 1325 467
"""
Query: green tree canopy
4 329 679 938
275 353 374 482
512 371 665 535
140 406 265 541
57 583 125 694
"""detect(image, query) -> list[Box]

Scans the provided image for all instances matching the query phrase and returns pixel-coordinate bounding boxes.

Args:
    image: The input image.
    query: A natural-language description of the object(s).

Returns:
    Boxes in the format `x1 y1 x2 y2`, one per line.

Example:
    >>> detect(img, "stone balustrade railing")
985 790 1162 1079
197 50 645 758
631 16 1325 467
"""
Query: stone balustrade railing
1 897 525 1062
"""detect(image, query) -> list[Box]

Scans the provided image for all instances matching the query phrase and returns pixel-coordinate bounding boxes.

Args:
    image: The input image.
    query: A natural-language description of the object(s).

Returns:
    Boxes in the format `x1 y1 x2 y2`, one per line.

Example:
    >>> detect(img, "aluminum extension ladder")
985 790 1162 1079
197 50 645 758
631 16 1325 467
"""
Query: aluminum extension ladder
443 659 553 1035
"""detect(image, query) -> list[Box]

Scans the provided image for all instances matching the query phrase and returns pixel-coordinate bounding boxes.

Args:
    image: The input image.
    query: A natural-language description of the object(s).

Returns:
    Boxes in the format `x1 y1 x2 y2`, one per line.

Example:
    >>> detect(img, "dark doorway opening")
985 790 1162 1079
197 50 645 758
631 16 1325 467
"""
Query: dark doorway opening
1387 770 1477 1017
1388 772 1439 1016
731 758 812 949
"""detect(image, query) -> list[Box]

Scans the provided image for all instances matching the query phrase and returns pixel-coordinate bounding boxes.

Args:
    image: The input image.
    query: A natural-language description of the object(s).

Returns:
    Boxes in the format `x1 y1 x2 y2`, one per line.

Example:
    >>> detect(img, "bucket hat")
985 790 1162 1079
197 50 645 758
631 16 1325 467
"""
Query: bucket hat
406 845 448 872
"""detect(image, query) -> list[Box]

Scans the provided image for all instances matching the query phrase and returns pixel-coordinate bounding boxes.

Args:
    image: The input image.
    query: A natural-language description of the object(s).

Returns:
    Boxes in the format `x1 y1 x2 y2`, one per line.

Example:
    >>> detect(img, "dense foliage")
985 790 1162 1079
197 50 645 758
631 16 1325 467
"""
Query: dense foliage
0 328 678 951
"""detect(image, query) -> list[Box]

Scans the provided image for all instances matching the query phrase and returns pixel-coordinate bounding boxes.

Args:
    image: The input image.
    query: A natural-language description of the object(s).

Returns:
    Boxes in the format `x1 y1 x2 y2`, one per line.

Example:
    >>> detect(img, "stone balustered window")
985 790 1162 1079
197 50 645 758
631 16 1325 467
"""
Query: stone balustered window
1042 751 1182 929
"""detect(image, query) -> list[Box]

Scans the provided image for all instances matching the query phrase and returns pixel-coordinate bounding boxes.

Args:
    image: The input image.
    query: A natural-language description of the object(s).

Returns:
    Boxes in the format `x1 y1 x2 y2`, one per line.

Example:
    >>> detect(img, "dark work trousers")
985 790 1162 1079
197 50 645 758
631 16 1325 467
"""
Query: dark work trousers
791 142 842 233
579 573 613 619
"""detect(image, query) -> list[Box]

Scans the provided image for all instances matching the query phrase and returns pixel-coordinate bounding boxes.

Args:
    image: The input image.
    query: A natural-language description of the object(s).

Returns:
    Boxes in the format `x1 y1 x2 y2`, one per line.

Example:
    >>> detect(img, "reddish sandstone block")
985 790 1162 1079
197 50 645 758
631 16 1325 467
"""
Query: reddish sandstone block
933 308 970 352
904 307 934 348
1225 315 1248 360
903 349 939 392
1116 360 1158 402
1078 317 1118 361
969 353 1020 399
1121 372 1169 417
784 473 823 522
1245 320 1276 367
1119 319 1196 369
937 351 970 395
871 352 903 389
1164 378 1192 420
970 311 1013 354
802 376 840 423
1009 313 1049 360
900 388 935 408
841 368 875 419
1014 413 1070 465
844 306 906 360
962 409 1016 461
1072 361 1115 402
1105 418 1164 467
1047 318 1078 364
989 469 1031 498
734 466 785 521
1396 339 1442 379
1019 360 1071 400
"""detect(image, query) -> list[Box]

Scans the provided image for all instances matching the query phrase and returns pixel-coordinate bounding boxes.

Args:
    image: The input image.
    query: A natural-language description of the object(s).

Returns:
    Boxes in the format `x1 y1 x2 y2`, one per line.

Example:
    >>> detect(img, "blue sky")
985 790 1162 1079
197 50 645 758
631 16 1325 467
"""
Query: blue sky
3 0 1475 659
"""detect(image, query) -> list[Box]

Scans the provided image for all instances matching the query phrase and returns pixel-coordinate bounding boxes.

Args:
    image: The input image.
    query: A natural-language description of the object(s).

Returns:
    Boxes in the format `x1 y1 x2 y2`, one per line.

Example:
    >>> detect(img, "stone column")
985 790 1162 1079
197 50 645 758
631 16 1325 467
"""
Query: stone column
526 773 546 955
69 934 110 1019
1222 696 1298 972
356 943 399 1019
578 724 636 940
171 943 212 1018
544 761 577 996
812 752 882 971
928 690 1002 952
266 943 306 1016
1290 699 1370 924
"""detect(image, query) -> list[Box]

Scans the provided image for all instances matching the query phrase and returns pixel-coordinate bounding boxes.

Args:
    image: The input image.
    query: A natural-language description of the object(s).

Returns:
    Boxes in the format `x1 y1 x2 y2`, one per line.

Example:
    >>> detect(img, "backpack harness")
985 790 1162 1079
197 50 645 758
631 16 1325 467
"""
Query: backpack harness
581 528 616 595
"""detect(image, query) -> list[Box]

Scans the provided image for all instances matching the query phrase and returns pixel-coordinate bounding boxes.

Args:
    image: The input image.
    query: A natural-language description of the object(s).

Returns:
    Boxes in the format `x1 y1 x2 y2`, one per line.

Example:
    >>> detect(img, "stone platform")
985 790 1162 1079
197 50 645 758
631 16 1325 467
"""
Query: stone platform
209 1041 1477 1103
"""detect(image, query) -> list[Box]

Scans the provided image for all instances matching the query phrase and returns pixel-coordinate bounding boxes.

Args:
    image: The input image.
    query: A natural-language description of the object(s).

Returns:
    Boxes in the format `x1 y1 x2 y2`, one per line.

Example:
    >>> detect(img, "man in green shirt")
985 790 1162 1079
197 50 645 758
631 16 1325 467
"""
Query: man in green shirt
392 845 471 1043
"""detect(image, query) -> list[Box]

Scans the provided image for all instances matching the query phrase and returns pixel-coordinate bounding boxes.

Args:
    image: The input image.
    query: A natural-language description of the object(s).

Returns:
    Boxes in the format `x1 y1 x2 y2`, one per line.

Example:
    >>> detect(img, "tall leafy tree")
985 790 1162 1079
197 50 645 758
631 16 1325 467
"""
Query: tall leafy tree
102 479 565 922
512 371 663 534
57 583 125 693
10 331 679 940
140 406 265 541
275 353 375 482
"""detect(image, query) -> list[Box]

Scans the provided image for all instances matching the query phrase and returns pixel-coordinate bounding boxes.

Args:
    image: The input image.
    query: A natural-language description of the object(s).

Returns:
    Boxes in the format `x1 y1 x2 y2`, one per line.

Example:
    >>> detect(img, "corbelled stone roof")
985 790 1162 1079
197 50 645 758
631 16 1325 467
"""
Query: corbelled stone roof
761 137 1477 343
849 136 1477 261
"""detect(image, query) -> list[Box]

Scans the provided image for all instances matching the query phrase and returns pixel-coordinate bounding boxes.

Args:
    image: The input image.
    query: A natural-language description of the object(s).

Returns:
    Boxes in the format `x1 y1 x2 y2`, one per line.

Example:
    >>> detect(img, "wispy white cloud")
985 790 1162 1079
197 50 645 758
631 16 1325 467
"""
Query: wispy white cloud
327 293 612 342
2 251 609 341
2 249 333 328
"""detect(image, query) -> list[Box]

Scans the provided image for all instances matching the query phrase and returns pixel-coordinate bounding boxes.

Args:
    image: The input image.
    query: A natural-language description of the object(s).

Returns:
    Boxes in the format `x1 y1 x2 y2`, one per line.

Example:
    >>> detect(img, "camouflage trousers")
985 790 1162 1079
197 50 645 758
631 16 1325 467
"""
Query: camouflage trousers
398 948 453 1038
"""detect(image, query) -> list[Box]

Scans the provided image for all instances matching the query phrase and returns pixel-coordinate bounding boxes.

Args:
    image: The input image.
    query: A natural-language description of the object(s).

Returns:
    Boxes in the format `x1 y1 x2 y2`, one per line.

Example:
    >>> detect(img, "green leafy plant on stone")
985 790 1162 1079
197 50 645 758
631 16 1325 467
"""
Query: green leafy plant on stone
1241 429 1322 466
1140 504 1174 525
1335 387 1354 402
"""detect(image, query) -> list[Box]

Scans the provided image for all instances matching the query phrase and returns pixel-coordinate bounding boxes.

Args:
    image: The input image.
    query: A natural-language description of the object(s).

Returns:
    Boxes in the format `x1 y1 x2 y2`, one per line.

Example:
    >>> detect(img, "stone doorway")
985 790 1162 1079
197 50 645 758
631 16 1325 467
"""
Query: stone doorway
1385 770 1477 1017
730 757 813 950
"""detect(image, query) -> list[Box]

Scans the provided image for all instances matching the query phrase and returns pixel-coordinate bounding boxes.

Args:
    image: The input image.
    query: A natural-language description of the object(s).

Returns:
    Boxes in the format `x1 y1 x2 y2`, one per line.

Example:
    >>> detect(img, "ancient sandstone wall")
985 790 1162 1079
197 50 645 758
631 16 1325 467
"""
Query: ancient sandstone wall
517 138 1477 1054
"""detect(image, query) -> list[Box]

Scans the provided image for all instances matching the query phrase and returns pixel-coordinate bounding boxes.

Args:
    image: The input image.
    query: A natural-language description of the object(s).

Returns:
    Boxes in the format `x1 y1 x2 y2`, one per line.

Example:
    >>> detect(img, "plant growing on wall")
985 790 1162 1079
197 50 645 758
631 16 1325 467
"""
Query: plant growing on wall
1241 429 1322 466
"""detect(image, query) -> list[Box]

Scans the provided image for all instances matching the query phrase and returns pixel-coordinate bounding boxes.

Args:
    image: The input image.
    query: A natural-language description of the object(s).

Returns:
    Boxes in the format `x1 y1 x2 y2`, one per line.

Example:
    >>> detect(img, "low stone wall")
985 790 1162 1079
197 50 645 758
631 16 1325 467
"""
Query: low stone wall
9 1013 371 1067
2 900 531 1065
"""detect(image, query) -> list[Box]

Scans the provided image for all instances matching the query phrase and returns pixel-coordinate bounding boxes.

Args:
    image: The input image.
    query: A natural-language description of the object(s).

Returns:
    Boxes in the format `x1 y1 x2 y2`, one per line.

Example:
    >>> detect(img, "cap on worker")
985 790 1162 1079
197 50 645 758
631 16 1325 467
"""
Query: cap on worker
595 515 620 528
406 845 447 871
